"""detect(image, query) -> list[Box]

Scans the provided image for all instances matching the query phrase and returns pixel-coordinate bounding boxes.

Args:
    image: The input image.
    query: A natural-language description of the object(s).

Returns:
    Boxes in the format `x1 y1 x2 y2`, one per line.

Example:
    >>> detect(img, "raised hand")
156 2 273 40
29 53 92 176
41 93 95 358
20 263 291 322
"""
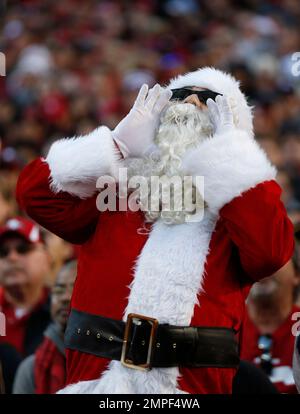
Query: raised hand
206 95 235 136
112 84 172 158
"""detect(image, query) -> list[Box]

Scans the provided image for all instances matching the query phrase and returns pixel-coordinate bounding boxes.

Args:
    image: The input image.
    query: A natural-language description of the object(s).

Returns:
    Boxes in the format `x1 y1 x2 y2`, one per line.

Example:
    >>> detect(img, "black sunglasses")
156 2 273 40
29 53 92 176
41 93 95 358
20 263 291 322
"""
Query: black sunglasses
170 88 222 104
0 241 33 258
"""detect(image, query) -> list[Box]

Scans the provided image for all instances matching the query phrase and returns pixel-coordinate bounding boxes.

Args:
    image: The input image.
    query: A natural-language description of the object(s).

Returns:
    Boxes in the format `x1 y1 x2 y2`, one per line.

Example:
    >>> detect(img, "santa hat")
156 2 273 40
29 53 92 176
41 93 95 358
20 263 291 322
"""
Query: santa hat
167 67 254 138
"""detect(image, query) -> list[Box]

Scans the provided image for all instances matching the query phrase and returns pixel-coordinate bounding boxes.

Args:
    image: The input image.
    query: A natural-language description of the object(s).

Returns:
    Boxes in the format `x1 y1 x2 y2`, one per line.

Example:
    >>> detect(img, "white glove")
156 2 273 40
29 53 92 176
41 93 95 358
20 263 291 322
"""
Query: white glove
112 84 172 158
206 95 235 136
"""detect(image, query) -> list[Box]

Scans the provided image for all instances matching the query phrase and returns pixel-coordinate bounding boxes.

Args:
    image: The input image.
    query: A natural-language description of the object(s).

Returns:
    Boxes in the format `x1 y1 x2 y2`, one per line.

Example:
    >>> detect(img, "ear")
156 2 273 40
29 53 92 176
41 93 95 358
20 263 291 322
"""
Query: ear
293 267 300 287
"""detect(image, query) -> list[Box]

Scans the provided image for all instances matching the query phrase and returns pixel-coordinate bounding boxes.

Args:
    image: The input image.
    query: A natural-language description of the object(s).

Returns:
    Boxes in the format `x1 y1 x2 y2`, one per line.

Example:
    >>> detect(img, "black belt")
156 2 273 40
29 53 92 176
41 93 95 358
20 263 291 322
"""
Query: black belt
65 309 240 370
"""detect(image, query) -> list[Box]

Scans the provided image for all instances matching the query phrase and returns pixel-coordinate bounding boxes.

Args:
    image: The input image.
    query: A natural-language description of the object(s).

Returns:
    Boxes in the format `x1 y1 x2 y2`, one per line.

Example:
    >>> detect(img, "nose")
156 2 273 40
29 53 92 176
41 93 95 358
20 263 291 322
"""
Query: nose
6 248 22 262
184 94 206 109
61 285 74 303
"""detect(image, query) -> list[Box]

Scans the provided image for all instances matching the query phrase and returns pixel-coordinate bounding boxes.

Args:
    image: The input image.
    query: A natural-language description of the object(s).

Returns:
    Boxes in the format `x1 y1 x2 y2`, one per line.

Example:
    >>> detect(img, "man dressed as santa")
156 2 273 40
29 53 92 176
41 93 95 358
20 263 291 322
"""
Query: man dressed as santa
17 67 294 394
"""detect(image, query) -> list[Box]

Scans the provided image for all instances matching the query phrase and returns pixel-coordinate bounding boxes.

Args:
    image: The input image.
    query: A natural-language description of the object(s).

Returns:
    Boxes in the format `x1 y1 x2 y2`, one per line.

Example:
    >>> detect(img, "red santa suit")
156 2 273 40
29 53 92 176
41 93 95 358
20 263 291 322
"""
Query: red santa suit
16 68 294 394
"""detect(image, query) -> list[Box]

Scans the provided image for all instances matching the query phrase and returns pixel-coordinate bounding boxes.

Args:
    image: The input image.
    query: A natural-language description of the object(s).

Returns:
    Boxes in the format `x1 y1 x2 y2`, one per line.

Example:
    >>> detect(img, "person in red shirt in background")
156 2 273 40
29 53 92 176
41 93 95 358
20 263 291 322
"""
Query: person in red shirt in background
0 217 52 392
241 254 300 393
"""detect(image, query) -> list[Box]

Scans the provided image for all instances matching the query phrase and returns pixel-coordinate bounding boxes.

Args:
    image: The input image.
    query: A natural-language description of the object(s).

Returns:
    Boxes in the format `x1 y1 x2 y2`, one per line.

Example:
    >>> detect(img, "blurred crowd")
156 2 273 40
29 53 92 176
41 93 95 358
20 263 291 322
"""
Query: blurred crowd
1 0 300 394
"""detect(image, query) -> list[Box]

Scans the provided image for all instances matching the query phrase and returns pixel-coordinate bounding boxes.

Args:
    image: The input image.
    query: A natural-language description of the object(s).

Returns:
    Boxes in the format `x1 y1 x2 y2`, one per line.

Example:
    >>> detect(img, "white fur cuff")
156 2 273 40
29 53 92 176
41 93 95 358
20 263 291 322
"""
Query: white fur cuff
182 129 276 213
45 126 121 198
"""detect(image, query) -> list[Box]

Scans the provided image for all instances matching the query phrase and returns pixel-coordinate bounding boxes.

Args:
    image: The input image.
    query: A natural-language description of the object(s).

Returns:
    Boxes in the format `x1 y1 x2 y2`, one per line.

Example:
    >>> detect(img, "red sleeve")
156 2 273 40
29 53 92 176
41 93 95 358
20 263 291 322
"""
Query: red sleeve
16 158 100 244
220 180 294 281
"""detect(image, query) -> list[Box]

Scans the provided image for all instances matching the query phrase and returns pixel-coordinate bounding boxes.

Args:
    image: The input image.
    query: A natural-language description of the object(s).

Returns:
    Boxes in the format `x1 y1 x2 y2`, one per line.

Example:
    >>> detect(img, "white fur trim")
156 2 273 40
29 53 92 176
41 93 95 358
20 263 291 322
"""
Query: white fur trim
45 126 121 198
182 129 276 214
168 67 253 138
58 211 217 394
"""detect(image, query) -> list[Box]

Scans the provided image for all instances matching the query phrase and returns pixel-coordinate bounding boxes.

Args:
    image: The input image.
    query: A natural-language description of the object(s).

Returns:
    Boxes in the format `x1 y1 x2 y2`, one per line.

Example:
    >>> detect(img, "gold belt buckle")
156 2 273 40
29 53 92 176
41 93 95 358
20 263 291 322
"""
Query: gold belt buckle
121 313 158 371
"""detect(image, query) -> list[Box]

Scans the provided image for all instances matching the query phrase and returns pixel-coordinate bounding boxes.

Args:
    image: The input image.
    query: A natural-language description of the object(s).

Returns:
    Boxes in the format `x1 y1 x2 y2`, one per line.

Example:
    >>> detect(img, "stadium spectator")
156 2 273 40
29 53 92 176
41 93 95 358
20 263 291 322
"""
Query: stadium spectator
241 257 300 393
13 260 77 394
0 217 51 356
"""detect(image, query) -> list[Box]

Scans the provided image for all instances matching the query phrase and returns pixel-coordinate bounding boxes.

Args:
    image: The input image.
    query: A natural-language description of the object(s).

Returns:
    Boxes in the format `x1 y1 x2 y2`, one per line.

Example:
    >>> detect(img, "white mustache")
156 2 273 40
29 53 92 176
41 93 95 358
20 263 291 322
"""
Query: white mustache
157 102 213 148
162 102 201 120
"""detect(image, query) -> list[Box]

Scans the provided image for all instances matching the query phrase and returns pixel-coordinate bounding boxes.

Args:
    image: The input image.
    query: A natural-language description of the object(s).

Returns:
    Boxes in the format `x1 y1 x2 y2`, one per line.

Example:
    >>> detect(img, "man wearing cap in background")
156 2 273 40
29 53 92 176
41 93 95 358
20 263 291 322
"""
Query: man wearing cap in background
17 67 294 394
0 217 51 393
13 260 77 394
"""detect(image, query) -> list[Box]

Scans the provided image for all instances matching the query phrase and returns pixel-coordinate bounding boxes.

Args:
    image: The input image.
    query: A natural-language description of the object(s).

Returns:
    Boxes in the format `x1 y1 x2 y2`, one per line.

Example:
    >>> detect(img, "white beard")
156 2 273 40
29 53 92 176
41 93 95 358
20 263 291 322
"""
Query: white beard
124 102 213 225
